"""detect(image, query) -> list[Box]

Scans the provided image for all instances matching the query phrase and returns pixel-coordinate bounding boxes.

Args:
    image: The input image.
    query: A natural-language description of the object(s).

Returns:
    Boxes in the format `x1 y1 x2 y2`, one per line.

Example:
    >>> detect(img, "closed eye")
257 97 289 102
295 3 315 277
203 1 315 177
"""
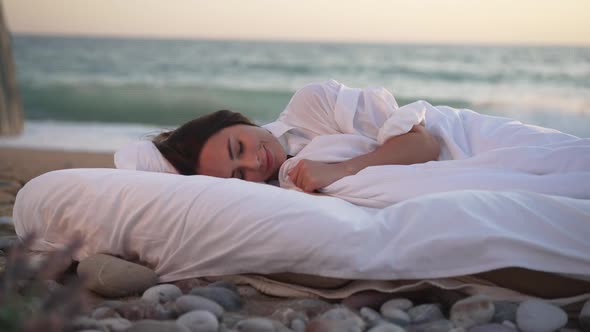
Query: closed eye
238 141 244 156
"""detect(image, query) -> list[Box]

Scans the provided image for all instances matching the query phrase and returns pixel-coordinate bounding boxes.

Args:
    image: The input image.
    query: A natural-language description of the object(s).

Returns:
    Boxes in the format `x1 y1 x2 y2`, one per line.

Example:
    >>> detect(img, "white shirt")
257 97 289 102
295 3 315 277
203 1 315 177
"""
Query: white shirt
262 79 426 189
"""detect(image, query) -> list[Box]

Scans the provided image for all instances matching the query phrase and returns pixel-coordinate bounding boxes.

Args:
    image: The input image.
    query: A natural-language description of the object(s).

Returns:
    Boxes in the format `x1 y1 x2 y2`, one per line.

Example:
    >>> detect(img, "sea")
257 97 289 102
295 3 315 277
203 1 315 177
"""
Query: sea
1 35 589 152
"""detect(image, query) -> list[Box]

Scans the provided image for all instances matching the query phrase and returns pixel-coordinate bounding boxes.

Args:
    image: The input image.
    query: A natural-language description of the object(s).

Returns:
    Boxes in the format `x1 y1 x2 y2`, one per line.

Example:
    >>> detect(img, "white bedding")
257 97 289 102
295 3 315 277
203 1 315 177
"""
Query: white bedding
278 102 590 208
13 168 590 283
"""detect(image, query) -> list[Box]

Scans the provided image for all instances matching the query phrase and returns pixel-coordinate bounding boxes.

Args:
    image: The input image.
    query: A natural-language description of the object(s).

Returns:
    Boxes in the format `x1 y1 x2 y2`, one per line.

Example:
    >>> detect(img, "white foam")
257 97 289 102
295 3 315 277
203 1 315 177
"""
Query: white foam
0 120 167 152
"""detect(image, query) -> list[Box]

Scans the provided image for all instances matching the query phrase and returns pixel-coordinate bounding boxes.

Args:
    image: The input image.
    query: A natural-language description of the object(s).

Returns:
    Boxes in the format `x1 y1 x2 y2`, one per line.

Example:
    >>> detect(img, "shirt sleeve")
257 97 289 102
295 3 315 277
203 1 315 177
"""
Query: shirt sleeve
278 79 425 144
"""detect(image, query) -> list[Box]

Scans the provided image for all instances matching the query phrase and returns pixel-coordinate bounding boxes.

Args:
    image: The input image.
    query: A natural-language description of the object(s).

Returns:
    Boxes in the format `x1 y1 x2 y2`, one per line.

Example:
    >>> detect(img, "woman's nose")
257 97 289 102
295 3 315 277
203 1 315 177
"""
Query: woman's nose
239 153 260 170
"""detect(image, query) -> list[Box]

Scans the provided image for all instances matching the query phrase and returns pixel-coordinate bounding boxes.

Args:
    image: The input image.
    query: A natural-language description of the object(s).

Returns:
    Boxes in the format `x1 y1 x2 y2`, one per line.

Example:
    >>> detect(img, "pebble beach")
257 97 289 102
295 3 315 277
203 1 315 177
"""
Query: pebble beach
1 146 589 332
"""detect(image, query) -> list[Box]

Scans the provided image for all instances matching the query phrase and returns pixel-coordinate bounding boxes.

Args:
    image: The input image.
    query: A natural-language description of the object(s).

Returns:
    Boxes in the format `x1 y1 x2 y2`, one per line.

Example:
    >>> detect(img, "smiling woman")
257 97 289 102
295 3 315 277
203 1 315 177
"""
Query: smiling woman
152 110 258 176
197 124 287 182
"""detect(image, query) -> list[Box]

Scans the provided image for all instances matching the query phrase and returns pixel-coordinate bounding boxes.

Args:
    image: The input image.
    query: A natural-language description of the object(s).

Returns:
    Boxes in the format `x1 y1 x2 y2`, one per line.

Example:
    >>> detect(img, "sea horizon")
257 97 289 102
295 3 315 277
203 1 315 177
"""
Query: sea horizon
1 33 588 151
12 31 590 49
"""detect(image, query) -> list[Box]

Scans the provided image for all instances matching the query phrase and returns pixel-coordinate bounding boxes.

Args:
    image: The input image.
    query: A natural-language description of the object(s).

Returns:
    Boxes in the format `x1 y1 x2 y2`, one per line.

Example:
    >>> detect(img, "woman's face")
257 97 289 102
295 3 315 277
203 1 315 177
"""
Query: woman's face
198 124 287 182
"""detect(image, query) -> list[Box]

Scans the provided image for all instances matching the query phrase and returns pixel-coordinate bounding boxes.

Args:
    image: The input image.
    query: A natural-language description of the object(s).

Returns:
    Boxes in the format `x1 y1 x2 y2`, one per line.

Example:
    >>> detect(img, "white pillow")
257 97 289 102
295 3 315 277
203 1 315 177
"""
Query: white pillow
13 168 590 282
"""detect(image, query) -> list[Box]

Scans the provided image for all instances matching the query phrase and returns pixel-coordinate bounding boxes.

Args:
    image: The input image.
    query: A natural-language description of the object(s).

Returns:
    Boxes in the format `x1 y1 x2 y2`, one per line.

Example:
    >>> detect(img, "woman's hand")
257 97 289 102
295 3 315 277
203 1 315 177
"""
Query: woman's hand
288 125 440 193
288 159 351 193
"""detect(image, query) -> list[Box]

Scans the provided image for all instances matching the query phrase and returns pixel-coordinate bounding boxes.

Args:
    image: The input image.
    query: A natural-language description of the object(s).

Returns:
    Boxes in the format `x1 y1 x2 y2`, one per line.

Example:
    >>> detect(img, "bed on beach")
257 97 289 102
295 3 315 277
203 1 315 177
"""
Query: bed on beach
11 168 590 306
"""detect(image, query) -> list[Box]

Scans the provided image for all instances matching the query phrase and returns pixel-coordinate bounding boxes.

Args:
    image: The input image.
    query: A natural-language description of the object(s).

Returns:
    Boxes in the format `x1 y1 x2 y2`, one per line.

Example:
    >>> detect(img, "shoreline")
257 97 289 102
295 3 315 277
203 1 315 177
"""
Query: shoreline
0 146 114 183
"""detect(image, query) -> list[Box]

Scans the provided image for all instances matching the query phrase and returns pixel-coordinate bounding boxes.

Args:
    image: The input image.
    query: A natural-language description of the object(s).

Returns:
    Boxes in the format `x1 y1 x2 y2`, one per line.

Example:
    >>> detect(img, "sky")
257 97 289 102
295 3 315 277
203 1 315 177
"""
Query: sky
4 0 590 46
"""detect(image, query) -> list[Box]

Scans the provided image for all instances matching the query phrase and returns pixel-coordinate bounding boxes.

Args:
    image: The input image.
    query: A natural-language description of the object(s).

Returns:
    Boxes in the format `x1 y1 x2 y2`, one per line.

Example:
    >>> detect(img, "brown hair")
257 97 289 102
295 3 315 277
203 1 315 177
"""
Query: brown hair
153 110 255 175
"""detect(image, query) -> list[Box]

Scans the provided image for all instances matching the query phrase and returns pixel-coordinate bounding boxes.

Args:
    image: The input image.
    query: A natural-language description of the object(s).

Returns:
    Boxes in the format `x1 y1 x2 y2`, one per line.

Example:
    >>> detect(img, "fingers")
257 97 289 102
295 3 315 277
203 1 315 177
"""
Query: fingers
288 161 303 189
289 160 314 192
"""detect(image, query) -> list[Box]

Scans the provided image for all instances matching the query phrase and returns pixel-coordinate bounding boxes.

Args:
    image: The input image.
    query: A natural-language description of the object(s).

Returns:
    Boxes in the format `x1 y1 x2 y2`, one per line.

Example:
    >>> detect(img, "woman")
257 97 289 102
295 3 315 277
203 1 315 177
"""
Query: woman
115 80 589 202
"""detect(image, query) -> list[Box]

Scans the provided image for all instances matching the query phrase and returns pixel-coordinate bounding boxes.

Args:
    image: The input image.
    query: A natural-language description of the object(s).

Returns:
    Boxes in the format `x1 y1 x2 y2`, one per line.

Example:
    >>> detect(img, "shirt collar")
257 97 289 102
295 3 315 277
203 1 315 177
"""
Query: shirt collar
263 121 293 154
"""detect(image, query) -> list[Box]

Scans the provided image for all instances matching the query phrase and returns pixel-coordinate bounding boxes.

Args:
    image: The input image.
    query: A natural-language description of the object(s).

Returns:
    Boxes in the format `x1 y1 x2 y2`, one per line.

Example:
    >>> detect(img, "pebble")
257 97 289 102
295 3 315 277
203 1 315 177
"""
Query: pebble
208 280 239 293
92 306 121 319
367 323 407 332
406 319 454 332
126 320 190 332
320 307 366 331
290 318 306 332
360 307 383 327
407 304 445 324
190 286 243 310
450 295 495 328
492 301 518 323
99 318 132 332
175 295 225 317
271 307 307 326
502 320 518 329
381 298 414 312
0 216 13 224
580 299 590 331
234 317 283 332
381 307 410 326
516 299 568 332
113 299 172 320
468 323 517 332
305 318 362 332
176 310 219 332
142 284 183 304
67 317 107 331
77 254 158 298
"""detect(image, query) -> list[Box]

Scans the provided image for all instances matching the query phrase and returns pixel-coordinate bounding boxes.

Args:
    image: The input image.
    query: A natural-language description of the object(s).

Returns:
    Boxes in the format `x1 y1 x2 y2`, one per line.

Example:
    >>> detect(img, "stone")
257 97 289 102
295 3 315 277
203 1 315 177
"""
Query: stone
190 286 242 310
176 310 219 332
175 295 224 318
320 307 366 331
271 307 307 326
114 299 173 320
221 312 250 328
208 280 239 293
289 298 333 317
580 299 590 332
305 318 362 332
502 320 518 329
406 319 454 332
469 323 517 332
360 307 383 327
126 320 190 332
516 299 568 332
235 317 285 332
143 284 183 304
92 307 121 319
449 328 466 332
381 298 414 312
98 318 132 332
77 254 158 298
290 318 306 332
407 304 444 324
367 323 407 332
492 301 518 323
381 307 410 326
67 317 107 331
450 295 495 328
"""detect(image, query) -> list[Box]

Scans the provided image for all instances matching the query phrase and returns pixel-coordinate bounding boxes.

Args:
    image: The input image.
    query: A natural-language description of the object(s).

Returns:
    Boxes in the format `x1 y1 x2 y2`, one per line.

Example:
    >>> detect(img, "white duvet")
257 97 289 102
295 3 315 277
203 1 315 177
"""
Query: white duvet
13 168 590 283
278 102 590 208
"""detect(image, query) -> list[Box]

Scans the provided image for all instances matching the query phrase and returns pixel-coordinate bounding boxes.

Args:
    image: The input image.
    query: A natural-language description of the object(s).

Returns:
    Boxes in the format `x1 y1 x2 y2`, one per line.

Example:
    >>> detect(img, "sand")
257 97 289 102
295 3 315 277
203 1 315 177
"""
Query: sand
0 147 114 182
